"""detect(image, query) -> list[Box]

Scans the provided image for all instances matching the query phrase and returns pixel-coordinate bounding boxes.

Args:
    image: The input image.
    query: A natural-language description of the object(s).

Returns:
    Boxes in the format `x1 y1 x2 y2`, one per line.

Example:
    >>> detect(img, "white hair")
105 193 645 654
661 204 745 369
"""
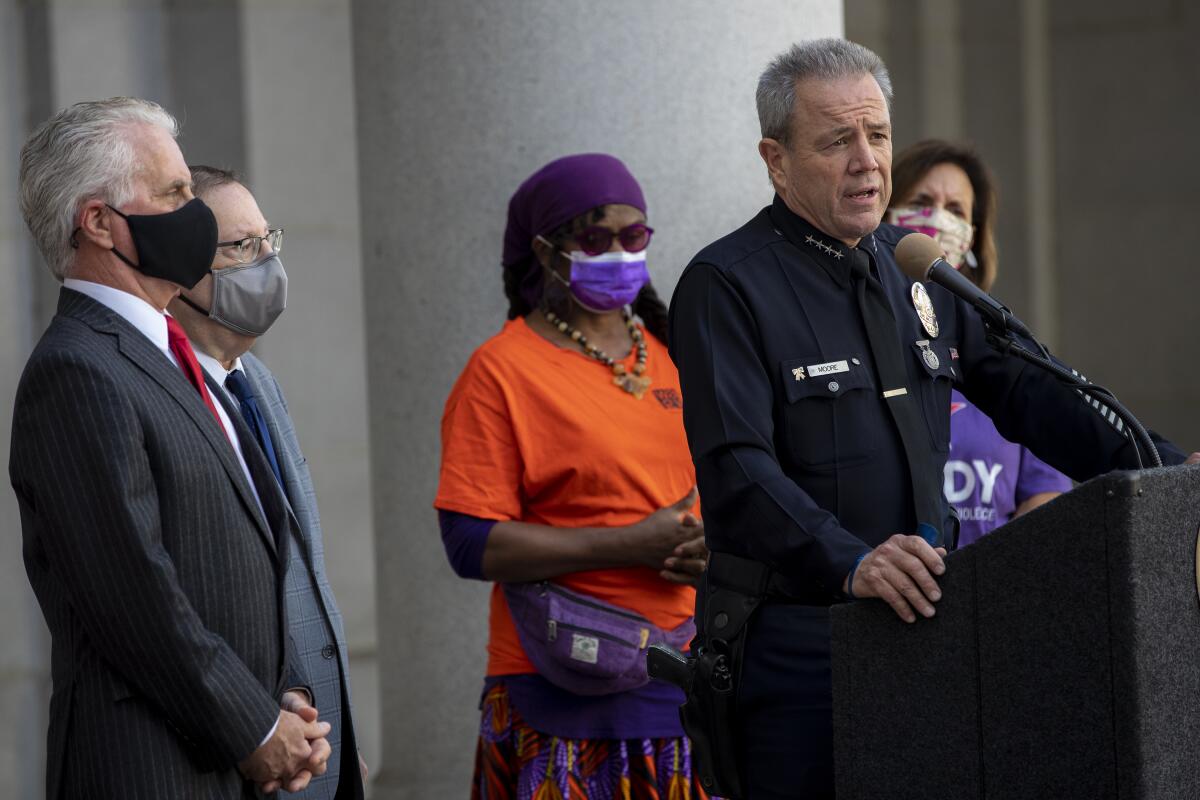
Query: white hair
757 38 893 144
19 97 179 280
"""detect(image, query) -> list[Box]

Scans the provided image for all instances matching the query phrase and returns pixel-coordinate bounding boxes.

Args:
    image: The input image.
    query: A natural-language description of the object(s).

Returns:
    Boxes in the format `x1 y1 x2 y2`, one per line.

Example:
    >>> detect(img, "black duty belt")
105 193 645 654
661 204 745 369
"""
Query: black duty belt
707 551 830 606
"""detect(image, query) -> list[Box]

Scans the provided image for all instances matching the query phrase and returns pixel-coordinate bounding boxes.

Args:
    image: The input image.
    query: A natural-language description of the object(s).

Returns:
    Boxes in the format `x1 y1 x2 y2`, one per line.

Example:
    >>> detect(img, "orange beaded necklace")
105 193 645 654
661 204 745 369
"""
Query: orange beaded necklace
543 306 651 399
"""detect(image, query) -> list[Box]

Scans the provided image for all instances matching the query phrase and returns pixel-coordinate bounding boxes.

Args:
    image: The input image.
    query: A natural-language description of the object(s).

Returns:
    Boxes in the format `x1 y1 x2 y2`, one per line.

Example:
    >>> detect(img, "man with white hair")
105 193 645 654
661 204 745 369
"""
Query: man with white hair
668 39 1190 797
11 97 330 798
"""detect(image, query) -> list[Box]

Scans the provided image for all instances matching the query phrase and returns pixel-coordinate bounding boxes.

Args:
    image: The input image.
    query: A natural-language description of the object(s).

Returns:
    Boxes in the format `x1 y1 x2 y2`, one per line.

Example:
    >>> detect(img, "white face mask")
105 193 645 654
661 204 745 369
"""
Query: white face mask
887 205 975 268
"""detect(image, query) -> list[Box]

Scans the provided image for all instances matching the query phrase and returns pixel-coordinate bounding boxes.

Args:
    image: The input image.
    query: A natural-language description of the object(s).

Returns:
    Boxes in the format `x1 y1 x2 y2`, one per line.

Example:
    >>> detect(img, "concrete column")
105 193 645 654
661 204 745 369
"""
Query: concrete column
164 0 247 169
848 0 1042 336
847 0 1200 451
49 0 170 106
1018 0 1057 345
917 0 964 141
0 4 50 796
1046 0 1200 446
3 2 379 795
351 2 843 795
952 0 1038 321
846 0 921 148
238 0 379 786
844 0 964 160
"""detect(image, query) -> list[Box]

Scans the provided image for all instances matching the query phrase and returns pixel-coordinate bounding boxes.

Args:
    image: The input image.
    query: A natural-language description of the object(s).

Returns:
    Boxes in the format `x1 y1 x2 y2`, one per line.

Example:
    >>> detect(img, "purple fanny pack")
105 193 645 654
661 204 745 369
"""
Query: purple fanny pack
503 580 696 696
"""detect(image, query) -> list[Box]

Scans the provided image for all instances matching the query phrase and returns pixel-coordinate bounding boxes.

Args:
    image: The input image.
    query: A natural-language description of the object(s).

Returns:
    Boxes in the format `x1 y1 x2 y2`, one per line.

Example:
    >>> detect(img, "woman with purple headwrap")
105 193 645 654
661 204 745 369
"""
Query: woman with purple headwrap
435 154 712 798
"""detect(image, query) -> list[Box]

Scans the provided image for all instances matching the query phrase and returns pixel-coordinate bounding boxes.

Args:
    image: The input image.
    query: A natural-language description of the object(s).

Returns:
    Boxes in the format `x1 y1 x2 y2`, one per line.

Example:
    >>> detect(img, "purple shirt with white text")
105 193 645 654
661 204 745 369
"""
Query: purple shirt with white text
946 390 1073 547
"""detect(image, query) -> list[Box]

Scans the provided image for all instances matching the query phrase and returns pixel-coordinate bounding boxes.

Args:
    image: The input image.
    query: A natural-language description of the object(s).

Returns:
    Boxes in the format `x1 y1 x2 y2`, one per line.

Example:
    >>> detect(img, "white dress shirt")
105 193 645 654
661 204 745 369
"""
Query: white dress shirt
195 351 244 408
62 279 278 747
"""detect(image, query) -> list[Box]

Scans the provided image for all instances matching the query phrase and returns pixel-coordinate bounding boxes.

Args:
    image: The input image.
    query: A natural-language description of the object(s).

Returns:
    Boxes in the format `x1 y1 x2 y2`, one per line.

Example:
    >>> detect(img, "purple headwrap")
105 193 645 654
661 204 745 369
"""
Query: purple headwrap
502 153 646 310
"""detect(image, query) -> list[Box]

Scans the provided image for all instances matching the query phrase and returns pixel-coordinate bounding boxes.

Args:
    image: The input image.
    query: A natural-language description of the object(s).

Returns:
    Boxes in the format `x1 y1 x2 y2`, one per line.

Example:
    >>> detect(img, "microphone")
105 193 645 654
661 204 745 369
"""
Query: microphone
894 232 1033 339
894 234 1163 468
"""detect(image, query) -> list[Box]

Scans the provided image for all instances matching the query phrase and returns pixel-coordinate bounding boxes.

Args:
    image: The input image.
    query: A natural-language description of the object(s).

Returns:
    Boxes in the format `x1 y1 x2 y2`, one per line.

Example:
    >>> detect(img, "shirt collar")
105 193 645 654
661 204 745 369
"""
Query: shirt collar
767 194 880 289
63 278 170 353
195 348 244 389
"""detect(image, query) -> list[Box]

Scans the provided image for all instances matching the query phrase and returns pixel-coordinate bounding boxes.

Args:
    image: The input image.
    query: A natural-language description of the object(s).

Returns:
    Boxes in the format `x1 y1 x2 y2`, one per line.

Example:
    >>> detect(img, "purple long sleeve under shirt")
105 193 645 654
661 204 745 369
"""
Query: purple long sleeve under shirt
438 509 494 580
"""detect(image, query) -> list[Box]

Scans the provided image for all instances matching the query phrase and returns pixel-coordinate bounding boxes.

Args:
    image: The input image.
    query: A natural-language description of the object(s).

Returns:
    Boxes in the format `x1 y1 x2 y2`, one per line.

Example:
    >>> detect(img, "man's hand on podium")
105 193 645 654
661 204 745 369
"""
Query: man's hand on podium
1185 452 1200 465
843 535 946 624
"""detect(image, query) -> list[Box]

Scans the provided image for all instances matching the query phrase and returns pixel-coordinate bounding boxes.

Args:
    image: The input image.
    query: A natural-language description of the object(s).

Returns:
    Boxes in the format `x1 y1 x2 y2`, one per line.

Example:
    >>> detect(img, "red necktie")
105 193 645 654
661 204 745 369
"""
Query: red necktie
164 314 226 435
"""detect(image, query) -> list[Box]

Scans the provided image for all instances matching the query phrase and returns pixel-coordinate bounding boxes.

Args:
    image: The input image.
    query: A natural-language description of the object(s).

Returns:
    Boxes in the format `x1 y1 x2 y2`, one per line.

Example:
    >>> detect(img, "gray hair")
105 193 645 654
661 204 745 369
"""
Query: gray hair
19 97 179 280
189 164 245 199
757 38 893 143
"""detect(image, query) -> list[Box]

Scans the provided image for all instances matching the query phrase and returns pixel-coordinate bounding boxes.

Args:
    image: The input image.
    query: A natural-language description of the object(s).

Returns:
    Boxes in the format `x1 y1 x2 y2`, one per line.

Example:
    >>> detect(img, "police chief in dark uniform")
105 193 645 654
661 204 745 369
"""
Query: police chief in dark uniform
667 39 1188 799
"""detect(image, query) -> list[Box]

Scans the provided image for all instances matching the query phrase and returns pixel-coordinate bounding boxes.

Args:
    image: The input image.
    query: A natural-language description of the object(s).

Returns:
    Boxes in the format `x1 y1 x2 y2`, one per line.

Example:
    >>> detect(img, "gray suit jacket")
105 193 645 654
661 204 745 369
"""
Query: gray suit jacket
240 352 362 800
10 289 303 799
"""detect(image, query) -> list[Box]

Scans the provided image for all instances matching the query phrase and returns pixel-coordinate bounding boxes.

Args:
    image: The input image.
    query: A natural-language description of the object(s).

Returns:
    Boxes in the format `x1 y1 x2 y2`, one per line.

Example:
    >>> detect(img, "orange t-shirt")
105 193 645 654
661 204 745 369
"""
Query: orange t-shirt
435 317 698 676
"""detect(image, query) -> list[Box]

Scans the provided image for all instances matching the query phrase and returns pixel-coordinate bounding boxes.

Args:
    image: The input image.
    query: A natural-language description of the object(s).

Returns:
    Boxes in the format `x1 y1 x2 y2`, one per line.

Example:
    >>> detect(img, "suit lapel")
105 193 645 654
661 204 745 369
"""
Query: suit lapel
210 371 315 569
206 375 300 672
243 367 308 545
241 362 319 554
205 371 295 560
58 289 278 558
241 360 348 629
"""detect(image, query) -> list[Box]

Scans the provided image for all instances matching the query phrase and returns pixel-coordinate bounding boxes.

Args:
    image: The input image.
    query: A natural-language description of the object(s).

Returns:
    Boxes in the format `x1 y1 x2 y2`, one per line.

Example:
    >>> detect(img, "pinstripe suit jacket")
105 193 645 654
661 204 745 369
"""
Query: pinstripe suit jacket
239 352 363 800
9 289 304 799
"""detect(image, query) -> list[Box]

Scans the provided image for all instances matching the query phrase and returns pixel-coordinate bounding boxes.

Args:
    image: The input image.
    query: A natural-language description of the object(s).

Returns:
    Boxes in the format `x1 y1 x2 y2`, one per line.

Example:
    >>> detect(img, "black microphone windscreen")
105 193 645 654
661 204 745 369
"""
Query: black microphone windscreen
894 232 945 282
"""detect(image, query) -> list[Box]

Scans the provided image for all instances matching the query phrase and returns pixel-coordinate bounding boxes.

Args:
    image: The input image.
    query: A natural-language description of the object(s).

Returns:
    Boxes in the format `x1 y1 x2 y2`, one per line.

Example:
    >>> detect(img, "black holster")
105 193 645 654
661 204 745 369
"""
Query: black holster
648 551 776 799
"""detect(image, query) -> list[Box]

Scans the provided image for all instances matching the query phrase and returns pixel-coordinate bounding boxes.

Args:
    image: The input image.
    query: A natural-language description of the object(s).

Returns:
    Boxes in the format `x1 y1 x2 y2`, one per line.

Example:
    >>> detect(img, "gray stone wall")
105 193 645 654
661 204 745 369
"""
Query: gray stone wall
1 3 49 796
0 1 376 797
846 0 1200 449
1044 0 1200 450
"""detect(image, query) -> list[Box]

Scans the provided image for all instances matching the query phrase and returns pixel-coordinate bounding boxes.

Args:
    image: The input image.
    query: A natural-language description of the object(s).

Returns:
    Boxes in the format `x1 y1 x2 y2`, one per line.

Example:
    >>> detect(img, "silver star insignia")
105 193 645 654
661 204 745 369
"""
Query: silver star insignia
805 234 845 261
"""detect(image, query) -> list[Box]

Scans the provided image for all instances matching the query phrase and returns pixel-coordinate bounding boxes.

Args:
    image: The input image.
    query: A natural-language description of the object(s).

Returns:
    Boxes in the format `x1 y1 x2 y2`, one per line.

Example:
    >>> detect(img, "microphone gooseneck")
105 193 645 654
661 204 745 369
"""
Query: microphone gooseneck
892 232 1161 468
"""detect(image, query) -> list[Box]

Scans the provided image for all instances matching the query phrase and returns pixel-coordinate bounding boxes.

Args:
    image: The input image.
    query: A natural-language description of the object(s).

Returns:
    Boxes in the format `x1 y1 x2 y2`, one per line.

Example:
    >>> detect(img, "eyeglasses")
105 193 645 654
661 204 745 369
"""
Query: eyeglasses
572 223 654 257
217 228 283 264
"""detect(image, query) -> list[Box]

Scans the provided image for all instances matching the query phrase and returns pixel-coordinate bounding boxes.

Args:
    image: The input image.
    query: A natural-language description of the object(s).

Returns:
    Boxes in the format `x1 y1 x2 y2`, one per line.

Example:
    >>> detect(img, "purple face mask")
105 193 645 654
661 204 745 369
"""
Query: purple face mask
559 250 650 312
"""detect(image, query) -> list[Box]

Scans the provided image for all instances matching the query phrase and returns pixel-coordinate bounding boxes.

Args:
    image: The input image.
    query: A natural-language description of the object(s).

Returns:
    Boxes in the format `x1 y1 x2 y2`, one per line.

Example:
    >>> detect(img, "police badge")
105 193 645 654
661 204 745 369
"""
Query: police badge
915 339 940 370
910 282 939 338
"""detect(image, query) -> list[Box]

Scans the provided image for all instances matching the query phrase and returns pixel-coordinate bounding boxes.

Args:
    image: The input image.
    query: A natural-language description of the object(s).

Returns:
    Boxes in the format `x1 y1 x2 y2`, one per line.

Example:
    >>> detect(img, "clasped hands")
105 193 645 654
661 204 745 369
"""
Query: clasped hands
238 690 331 793
630 487 708 586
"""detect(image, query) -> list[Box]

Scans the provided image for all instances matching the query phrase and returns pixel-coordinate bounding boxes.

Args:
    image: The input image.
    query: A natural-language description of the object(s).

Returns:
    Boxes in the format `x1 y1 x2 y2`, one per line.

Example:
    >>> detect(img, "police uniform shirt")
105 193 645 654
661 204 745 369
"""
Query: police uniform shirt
668 194 1184 600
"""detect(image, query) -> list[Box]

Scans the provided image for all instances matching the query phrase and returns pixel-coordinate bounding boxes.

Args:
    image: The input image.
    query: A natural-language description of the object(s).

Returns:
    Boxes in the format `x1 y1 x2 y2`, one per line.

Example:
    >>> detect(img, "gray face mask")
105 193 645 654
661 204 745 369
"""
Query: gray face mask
181 253 288 336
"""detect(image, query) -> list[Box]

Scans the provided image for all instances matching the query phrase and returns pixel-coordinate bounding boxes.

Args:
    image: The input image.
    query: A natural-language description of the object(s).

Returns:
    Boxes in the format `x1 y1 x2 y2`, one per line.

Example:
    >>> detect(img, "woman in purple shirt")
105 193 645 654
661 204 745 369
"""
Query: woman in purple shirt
887 140 1072 547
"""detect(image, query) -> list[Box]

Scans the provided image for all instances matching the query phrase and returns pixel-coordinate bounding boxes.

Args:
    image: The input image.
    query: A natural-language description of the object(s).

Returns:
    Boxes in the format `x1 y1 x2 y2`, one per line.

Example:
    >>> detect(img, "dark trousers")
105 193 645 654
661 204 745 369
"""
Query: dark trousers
736 604 835 799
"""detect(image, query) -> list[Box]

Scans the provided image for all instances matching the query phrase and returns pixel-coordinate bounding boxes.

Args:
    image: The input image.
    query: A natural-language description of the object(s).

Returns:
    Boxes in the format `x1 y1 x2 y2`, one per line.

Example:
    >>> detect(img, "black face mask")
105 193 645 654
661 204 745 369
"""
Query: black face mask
106 198 218 290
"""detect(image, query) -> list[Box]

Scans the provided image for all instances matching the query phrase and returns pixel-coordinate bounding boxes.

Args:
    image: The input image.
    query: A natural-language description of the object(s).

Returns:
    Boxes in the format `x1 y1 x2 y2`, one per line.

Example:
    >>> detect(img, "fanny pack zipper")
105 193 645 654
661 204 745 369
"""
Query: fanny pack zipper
547 618 642 648
540 581 649 622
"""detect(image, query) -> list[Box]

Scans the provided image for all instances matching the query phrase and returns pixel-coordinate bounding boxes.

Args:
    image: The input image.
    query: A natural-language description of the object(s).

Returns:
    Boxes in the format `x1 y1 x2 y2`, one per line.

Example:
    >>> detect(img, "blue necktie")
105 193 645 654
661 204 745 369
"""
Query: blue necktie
224 369 285 489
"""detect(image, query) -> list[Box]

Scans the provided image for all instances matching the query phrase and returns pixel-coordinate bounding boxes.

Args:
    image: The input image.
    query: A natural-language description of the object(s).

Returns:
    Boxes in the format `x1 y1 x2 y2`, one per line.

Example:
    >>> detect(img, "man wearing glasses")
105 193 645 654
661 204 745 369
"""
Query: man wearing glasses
170 165 366 800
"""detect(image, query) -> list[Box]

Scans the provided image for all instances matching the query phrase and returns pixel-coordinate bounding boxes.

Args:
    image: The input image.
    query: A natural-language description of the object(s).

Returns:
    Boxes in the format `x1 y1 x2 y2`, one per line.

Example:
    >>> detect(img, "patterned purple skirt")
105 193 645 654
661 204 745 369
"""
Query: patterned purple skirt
472 683 715 800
